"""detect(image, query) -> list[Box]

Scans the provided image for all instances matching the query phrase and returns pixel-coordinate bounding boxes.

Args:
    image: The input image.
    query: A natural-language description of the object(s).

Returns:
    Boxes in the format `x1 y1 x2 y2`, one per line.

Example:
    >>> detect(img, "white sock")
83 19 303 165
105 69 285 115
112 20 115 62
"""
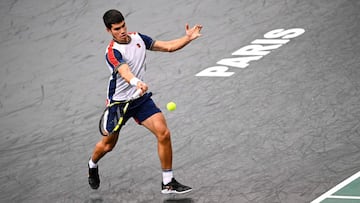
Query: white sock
162 170 173 185
88 159 98 168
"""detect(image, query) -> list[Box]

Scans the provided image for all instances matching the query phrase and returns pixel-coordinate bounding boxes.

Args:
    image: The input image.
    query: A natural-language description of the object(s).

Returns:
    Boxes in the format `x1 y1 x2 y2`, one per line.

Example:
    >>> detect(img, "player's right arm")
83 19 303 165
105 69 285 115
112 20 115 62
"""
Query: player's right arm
106 44 147 94
117 64 148 93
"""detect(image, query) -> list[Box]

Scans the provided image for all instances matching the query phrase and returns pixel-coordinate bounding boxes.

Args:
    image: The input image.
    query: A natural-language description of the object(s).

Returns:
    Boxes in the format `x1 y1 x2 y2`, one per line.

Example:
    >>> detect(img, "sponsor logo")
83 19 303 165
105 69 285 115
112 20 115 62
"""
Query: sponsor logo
196 28 305 77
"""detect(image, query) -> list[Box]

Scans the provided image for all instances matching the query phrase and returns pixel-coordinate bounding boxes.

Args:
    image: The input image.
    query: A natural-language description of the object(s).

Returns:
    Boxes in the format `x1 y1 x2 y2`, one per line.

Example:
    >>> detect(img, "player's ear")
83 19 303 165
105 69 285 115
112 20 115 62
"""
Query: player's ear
106 26 112 33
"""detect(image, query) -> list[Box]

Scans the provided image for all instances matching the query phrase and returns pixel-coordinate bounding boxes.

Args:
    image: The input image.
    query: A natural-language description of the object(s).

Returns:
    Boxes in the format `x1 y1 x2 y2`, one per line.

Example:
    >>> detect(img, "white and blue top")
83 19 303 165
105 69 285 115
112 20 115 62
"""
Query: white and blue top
105 32 154 101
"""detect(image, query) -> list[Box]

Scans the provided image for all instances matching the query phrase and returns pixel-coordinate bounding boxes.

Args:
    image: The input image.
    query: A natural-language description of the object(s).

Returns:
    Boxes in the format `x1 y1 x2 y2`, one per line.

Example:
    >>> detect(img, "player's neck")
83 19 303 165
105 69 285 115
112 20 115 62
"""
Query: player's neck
114 35 131 44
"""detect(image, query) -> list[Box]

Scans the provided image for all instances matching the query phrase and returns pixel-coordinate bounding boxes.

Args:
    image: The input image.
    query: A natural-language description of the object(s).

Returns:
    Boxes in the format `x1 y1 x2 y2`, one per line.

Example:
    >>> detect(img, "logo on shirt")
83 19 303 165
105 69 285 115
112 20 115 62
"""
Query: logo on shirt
136 43 141 48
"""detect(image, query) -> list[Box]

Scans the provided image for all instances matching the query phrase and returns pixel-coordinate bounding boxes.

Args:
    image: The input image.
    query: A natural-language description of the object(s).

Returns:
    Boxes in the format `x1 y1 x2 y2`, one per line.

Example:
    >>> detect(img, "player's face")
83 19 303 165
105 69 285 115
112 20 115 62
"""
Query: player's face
108 21 128 43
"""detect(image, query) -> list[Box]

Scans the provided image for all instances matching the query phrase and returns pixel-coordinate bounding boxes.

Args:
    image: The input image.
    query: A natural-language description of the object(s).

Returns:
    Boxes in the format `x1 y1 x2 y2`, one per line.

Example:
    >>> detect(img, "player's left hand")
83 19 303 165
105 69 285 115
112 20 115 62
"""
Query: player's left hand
185 23 203 40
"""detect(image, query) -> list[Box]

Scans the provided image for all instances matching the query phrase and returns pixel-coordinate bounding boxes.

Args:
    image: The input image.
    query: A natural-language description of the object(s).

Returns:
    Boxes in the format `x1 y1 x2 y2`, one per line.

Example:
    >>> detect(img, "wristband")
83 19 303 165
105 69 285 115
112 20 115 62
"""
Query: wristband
130 77 141 86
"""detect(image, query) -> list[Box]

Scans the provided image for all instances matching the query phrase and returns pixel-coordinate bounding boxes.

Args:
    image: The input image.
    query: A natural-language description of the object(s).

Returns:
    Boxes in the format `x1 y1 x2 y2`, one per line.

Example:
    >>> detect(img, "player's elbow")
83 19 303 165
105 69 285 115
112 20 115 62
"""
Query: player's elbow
165 42 178 52
166 46 176 52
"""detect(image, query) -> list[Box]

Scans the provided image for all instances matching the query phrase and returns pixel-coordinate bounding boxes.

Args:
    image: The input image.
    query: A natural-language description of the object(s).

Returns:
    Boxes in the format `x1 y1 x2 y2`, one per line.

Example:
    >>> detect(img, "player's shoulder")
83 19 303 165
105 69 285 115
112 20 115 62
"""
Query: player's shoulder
129 32 151 40
105 40 116 51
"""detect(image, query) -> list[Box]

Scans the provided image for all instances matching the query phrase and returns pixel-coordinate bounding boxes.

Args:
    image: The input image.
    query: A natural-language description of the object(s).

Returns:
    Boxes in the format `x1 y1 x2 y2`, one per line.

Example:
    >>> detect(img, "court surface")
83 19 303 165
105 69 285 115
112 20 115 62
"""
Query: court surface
1 0 360 202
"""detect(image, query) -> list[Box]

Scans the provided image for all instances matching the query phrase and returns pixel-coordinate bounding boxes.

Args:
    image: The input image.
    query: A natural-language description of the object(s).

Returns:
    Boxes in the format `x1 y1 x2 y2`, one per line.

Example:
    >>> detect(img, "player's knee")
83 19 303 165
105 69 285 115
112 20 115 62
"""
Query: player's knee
103 144 115 153
96 142 115 153
157 128 171 143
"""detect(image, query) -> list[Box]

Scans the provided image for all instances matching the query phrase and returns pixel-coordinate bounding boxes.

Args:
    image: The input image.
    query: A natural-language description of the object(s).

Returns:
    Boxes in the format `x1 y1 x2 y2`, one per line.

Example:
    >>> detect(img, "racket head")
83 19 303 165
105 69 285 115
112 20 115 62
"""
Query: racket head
98 108 110 136
98 101 130 136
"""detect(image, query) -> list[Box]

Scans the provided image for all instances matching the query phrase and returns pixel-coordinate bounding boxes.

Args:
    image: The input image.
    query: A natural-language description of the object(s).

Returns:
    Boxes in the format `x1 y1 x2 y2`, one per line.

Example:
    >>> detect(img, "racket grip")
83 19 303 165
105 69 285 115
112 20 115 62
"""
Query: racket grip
131 89 142 99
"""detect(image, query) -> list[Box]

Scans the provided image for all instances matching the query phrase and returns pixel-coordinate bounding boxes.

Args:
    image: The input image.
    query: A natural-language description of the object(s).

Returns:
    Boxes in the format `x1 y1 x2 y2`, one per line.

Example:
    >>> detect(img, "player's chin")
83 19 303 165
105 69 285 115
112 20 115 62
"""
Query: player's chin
119 35 127 40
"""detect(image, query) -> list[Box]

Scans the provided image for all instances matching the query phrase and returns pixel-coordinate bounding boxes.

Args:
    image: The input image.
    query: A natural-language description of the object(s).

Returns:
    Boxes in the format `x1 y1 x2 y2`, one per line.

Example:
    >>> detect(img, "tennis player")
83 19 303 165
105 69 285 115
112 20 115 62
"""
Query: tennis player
88 9 202 194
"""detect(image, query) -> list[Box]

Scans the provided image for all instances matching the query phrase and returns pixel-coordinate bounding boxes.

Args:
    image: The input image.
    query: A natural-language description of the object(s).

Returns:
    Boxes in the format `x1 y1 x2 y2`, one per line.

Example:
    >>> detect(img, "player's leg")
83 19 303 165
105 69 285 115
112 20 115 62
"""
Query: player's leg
88 132 119 190
91 131 119 163
142 112 172 169
88 102 128 190
141 112 192 194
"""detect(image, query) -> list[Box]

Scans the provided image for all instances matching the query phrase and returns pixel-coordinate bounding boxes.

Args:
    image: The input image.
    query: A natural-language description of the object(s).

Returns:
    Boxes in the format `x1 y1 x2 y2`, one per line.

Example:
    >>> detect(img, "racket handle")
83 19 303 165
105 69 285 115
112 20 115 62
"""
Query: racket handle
131 89 142 99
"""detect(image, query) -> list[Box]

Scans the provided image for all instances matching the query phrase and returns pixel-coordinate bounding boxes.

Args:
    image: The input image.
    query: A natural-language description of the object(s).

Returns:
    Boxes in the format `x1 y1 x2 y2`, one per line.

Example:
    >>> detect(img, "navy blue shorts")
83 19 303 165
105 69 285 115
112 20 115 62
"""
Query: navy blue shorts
102 92 161 135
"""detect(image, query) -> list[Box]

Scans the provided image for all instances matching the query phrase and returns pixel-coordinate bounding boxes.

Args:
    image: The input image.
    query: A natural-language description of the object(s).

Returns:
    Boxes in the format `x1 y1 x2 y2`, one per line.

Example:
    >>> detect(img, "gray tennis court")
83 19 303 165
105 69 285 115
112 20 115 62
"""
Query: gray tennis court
1 0 360 202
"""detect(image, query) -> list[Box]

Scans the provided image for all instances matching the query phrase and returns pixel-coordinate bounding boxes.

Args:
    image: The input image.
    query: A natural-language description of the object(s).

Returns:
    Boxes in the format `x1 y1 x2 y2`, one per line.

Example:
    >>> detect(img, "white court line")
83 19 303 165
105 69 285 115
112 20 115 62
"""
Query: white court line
311 171 360 203
328 195 360 199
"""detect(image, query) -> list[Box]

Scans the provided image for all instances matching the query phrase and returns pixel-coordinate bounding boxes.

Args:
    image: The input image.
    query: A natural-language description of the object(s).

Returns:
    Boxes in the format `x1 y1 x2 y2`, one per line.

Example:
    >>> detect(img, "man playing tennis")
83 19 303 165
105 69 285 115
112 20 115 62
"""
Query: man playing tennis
88 9 202 194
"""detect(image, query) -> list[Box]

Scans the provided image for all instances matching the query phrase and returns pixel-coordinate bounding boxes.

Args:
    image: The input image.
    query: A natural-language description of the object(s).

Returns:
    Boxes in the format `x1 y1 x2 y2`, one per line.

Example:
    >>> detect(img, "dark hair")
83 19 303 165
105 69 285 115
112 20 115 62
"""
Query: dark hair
103 9 125 29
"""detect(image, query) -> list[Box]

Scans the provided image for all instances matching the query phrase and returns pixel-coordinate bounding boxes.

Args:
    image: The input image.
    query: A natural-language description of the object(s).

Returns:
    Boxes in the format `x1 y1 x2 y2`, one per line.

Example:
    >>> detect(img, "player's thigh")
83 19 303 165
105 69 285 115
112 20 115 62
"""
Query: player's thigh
142 112 169 137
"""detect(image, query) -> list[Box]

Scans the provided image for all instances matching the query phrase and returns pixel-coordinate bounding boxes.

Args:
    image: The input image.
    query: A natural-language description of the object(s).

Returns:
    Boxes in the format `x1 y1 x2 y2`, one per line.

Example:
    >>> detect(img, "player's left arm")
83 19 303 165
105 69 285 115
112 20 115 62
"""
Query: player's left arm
152 23 203 52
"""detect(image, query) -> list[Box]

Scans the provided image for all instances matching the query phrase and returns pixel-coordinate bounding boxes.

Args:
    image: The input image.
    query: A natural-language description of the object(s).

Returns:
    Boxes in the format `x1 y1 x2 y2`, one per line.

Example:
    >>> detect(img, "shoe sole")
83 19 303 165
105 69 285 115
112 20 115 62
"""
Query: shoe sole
161 188 192 194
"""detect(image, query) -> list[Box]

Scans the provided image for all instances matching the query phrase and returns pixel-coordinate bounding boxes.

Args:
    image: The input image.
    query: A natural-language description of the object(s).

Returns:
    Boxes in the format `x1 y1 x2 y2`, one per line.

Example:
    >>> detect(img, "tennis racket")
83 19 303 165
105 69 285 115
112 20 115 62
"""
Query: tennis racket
99 89 142 136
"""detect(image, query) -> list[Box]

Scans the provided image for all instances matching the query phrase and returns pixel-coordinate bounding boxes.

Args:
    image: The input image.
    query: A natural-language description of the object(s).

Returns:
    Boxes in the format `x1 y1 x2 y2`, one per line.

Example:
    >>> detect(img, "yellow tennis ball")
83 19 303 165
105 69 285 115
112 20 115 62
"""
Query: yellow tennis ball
166 102 177 111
